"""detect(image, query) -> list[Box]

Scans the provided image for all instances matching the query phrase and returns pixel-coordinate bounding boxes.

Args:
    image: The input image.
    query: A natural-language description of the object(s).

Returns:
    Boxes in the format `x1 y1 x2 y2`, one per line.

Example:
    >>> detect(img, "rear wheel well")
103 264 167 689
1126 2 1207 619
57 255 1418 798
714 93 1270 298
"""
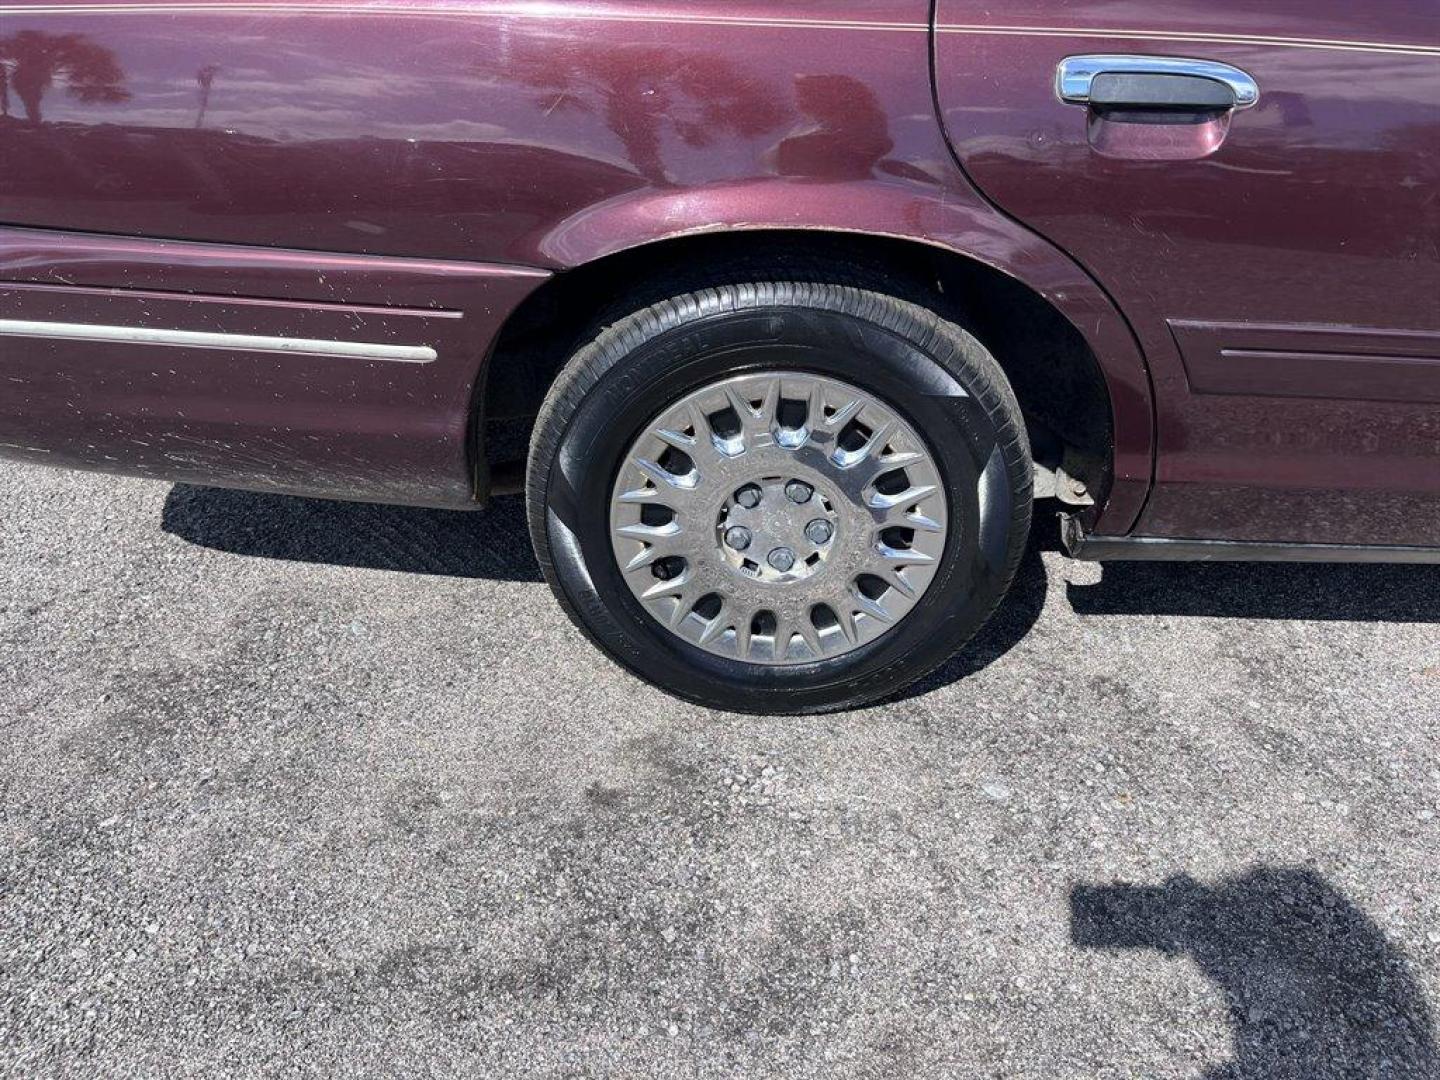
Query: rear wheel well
480 230 1113 503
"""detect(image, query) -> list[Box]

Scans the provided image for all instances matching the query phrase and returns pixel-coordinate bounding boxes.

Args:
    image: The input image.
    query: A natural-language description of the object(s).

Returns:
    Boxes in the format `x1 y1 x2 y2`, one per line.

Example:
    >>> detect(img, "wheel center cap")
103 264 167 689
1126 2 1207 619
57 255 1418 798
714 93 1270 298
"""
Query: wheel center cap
716 475 837 584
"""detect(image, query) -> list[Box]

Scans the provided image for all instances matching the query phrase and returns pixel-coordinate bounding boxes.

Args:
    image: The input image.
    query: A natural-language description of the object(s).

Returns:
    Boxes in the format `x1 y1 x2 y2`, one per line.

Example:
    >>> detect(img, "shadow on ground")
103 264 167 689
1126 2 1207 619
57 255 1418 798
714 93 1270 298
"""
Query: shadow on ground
162 484 1440 700
163 483 1054 694
162 484 541 583
1071 867 1437 1079
1068 560 1440 624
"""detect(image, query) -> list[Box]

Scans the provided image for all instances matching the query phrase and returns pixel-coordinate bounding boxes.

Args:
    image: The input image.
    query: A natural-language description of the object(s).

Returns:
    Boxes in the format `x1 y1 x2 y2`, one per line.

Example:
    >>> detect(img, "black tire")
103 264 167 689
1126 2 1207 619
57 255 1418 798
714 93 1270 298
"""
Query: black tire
525 280 1032 714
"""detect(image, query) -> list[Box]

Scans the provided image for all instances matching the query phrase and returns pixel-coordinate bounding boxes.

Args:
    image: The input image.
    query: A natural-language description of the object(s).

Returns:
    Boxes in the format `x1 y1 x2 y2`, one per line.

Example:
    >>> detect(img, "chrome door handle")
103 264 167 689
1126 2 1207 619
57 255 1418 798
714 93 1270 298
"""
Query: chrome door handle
1056 55 1260 111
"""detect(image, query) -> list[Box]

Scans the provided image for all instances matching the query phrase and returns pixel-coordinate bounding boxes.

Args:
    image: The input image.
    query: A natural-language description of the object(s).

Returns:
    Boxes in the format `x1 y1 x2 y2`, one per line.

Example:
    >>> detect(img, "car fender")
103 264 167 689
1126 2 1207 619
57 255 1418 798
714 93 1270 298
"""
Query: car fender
533 177 1154 534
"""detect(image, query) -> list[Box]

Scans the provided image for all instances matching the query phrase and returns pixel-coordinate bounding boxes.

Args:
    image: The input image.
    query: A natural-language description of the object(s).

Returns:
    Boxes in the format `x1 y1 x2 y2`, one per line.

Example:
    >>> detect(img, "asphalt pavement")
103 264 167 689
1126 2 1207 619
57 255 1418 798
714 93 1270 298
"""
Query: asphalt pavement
2 461 1438 1078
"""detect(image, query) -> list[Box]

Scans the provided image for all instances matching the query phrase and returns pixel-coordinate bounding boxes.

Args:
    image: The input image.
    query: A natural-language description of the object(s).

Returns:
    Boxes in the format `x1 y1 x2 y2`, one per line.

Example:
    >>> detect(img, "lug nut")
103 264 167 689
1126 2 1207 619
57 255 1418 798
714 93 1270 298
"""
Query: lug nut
735 484 762 509
724 526 752 551
805 518 834 545
767 547 796 572
784 480 813 504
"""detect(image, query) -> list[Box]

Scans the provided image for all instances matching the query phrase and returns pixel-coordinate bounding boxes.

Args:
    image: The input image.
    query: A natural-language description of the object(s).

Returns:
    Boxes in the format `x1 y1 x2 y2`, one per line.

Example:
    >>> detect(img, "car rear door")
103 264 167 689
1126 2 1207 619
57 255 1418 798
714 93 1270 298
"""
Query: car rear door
934 2 1440 548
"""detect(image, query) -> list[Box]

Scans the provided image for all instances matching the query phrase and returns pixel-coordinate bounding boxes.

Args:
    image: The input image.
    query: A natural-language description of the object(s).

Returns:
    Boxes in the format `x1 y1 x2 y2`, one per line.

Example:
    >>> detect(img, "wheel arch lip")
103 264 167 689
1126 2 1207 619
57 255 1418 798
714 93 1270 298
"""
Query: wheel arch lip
516 178 1155 535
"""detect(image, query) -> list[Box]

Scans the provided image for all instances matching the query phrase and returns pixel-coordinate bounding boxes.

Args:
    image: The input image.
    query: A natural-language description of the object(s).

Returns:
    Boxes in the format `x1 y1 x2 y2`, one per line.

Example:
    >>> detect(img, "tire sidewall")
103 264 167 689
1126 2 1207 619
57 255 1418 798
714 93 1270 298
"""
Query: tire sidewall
536 290 1029 713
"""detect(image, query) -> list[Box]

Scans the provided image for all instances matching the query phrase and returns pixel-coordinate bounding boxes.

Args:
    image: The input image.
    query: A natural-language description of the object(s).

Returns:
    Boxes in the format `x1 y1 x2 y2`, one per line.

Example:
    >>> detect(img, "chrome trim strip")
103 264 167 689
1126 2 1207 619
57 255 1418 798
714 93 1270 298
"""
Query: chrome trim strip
1057 55 1260 109
0 319 437 364
1063 523 1440 565
4 7 1438 58
944 24 1440 59
0 5 928 32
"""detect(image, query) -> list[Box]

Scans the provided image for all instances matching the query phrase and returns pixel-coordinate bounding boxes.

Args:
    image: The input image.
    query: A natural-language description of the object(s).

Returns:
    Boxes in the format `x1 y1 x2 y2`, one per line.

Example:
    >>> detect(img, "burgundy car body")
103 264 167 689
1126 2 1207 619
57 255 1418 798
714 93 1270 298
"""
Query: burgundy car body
1 1 1437 555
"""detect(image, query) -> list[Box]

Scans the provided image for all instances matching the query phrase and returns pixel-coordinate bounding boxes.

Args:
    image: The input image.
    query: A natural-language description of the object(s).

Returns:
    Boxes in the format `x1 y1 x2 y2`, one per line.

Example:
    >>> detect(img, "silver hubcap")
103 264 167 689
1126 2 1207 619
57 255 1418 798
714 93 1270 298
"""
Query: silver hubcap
609 372 949 665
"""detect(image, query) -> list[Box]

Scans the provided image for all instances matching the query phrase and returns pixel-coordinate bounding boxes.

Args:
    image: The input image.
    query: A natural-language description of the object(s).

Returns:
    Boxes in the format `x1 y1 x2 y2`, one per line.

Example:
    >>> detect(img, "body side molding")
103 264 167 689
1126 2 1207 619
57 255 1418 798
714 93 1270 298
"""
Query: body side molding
0 319 438 364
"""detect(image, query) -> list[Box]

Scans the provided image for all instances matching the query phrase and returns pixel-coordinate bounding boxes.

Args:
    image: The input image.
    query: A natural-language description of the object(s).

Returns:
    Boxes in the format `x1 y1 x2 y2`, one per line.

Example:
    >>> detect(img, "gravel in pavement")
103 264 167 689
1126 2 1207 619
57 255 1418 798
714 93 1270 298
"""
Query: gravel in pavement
2 464 1437 1078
